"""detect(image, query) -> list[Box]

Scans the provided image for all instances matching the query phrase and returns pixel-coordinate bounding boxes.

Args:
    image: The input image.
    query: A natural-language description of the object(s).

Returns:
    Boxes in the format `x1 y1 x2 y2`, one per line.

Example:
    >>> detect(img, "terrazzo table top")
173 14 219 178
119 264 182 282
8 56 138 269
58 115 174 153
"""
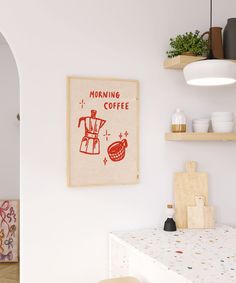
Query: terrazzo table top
111 225 236 283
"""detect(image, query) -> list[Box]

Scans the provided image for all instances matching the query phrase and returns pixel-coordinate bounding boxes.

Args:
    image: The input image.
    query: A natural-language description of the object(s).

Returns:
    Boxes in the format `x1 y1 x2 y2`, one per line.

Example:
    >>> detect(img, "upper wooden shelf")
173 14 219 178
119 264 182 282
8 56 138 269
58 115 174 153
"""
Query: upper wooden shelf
163 55 206 69
165 132 236 141
163 55 236 69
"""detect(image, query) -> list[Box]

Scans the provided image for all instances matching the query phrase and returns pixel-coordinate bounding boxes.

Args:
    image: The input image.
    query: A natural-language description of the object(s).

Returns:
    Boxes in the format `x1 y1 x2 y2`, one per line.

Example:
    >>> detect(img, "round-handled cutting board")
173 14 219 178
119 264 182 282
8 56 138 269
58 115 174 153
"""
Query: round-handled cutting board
174 161 209 229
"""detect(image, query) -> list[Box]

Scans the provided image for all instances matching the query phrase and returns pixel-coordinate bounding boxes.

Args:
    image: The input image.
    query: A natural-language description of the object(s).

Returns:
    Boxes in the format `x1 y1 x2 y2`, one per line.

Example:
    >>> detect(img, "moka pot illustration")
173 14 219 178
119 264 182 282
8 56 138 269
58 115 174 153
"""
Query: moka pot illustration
78 110 106 155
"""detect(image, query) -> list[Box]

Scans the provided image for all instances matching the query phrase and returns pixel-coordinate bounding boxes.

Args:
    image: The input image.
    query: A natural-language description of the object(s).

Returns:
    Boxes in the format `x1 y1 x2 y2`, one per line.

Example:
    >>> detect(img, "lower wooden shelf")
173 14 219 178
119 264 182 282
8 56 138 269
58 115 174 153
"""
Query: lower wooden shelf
165 132 236 141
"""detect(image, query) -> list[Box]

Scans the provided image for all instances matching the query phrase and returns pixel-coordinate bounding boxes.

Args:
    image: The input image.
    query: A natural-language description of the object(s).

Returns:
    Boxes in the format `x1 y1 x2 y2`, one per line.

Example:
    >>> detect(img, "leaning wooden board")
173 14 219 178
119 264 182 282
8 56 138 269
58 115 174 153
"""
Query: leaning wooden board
174 161 208 228
187 196 214 229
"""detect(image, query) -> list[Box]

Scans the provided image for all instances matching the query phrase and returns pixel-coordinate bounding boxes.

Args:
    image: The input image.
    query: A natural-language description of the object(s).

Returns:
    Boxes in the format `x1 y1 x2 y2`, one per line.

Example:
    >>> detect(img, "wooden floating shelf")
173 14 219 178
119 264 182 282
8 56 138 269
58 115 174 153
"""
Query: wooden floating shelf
163 55 206 69
163 55 236 70
165 132 236 141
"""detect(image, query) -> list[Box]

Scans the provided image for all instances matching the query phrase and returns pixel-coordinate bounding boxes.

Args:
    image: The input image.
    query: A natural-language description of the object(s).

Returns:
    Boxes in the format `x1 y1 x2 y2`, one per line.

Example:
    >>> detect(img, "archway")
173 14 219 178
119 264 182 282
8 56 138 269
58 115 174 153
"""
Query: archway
0 32 20 282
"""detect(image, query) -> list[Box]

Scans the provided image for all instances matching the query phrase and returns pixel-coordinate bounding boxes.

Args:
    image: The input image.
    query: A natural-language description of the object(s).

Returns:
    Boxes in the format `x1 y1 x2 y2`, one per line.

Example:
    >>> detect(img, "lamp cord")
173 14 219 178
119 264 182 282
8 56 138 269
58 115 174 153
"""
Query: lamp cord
208 0 214 59
210 0 212 30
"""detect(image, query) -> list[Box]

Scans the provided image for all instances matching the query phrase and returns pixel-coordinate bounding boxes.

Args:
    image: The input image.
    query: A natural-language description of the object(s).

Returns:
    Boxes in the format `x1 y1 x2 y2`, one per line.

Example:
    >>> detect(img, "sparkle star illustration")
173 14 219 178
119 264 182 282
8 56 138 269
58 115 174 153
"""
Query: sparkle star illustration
79 99 85 109
124 131 129 137
103 130 111 141
103 157 108 165
119 133 123 139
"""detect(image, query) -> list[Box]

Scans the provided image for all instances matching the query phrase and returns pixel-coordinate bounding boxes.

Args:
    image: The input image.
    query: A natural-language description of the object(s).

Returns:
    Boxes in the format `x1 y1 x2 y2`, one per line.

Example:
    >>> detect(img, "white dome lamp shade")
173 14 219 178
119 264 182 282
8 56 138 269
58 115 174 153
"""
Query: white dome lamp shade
184 59 236 86
183 0 236 86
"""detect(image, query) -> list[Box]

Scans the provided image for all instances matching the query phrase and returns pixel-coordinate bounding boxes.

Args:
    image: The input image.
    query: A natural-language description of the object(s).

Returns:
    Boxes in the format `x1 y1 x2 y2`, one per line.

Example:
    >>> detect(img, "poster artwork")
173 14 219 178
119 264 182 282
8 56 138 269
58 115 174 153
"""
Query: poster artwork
67 77 139 186
0 200 19 262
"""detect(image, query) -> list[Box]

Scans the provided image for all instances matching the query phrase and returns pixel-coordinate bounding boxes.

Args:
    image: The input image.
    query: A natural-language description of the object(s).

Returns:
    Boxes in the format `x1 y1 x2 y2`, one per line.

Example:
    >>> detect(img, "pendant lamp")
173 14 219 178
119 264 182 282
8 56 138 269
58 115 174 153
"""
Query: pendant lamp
183 0 236 86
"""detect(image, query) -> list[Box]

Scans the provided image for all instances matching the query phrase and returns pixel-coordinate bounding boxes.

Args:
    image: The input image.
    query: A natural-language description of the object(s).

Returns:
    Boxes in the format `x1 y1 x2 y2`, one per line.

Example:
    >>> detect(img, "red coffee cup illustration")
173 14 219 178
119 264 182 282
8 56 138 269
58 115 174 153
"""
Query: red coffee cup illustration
107 139 128 162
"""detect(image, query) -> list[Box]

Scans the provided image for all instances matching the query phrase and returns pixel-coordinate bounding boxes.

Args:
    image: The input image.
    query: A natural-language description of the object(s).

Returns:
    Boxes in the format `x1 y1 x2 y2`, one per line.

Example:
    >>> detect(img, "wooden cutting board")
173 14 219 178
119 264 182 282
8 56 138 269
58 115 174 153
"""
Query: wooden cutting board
187 196 214 229
174 161 209 228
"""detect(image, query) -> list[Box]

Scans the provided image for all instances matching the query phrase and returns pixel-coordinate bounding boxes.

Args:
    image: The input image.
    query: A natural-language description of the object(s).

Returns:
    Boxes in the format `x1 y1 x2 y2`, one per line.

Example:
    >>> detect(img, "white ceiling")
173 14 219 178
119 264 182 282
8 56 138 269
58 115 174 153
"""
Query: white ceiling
0 33 7 44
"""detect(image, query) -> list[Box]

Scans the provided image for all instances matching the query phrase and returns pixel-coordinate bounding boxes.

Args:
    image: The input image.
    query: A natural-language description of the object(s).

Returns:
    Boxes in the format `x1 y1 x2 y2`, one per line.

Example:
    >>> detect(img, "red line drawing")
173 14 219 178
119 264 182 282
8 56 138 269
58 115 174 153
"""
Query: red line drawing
78 110 106 155
79 99 85 109
9 225 16 238
0 251 13 261
0 201 10 235
124 131 129 138
103 130 111 141
119 133 123 140
103 157 108 166
4 238 13 249
0 229 4 253
107 139 128 162
7 207 16 223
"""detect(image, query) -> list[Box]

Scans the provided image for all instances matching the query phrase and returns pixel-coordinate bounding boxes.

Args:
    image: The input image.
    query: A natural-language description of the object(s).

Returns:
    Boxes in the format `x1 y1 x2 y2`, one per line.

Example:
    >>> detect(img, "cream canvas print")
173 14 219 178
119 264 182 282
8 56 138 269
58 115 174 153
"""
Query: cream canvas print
0 200 19 262
67 77 139 186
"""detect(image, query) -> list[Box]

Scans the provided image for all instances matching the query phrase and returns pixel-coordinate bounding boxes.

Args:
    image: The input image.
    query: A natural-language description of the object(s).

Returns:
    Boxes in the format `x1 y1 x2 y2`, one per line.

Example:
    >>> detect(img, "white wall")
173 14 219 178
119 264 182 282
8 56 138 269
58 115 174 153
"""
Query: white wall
1 0 236 282
0 37 19 199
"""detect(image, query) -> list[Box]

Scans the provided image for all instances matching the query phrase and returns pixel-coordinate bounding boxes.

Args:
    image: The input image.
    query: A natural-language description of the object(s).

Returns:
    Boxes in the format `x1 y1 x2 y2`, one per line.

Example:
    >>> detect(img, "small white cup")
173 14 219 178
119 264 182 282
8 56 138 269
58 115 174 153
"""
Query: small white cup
193 123 209 133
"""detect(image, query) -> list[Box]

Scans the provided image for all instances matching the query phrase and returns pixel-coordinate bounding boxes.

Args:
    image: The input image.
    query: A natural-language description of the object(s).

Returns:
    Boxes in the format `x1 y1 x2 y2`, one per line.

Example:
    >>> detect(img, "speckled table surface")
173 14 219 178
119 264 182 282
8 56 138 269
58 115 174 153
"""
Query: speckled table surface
110 225 236 283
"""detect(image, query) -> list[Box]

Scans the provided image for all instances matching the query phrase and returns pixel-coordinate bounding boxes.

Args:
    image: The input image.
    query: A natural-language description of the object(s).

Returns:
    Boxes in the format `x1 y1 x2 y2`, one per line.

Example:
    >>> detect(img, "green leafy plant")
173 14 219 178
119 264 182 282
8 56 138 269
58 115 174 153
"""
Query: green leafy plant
166 30 209 58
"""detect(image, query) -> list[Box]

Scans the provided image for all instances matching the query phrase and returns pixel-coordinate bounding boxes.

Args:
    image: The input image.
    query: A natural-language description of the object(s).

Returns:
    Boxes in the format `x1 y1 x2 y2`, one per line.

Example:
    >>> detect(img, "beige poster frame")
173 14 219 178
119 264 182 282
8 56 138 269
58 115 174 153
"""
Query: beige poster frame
67 76 139 187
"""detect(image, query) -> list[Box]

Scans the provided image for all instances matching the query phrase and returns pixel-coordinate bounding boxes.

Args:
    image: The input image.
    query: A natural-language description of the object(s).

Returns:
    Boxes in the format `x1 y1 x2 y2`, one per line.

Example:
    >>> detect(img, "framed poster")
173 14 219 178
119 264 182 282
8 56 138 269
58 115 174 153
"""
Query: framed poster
0 200 19 262
67 77 139 187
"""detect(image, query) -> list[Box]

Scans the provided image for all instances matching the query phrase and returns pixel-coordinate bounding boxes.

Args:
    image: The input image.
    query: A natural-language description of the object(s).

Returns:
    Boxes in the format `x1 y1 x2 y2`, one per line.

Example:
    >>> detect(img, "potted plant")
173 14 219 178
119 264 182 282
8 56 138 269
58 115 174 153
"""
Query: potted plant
166 30 209 58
